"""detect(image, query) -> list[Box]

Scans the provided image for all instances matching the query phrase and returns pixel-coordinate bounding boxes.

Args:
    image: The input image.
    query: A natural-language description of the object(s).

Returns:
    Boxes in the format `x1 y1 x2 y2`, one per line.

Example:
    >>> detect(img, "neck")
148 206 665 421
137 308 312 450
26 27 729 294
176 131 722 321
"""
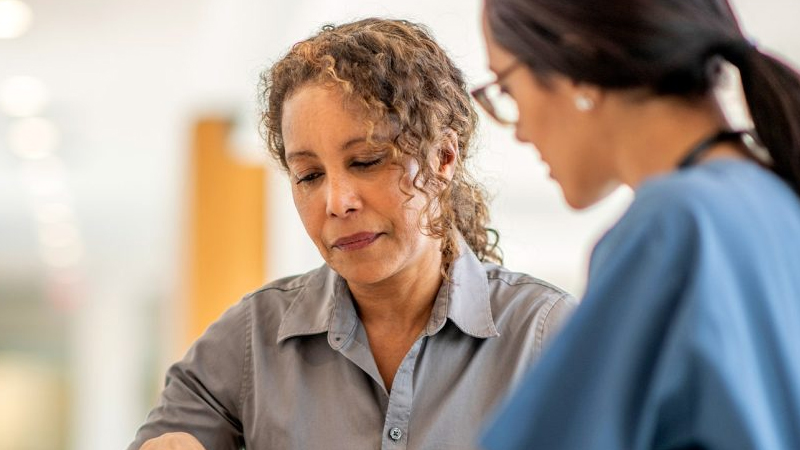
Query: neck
609 94 745 189
348 249 443 335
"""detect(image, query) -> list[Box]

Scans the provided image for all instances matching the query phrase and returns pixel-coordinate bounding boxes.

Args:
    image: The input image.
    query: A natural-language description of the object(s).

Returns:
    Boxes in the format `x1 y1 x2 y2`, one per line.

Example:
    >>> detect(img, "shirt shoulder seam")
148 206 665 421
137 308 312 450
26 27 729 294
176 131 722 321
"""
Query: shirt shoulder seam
535 293 571 356
249 283 307 296
487 273 570 296
238 296 253 414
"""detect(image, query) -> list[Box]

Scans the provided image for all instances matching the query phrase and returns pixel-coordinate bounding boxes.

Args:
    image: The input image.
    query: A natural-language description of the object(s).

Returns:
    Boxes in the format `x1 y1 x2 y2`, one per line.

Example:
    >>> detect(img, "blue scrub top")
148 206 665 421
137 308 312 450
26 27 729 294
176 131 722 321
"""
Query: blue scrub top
481 159 800 449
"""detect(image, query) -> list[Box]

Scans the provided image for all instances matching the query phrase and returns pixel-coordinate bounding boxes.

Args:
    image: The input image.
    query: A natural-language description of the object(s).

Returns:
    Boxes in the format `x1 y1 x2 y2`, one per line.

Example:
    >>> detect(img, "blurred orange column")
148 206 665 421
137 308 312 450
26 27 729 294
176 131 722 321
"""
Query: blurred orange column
185 117 266 346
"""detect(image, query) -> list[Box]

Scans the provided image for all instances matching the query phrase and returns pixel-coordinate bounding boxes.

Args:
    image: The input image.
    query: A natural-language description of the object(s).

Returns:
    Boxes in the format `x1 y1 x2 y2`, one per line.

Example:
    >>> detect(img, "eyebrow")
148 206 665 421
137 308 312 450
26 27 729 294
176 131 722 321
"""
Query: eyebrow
285 136 377 163
285 150 316 163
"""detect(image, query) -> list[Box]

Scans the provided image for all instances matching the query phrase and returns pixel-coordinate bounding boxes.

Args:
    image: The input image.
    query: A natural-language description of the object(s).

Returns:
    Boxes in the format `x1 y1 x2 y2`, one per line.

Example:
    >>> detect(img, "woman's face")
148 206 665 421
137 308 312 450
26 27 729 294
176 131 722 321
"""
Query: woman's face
281 83 445 287
481 11 619 209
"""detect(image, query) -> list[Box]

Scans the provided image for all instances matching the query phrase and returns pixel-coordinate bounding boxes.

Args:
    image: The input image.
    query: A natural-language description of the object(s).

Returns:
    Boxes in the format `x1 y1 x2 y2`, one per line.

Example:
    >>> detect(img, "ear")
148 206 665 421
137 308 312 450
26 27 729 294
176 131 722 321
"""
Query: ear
436 129 459 182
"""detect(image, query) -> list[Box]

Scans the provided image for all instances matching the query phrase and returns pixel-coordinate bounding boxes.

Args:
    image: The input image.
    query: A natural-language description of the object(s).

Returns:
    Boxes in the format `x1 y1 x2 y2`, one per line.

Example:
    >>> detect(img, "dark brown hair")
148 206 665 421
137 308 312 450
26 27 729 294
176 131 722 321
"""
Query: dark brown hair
486 0 800 192
260 18 501 270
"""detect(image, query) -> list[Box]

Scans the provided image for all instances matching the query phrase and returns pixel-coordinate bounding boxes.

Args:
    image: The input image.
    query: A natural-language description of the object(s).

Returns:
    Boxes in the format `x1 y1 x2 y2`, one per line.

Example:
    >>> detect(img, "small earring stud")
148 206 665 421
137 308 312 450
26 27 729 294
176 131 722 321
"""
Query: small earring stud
575 95 594 111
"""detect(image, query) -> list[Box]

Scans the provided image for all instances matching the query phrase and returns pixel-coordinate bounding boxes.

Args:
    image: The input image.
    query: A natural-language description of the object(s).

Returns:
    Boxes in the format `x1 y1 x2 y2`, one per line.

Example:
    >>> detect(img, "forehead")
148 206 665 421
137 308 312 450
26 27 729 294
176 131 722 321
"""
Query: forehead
282 85 365 144
282 84 396 160
282 84 364 129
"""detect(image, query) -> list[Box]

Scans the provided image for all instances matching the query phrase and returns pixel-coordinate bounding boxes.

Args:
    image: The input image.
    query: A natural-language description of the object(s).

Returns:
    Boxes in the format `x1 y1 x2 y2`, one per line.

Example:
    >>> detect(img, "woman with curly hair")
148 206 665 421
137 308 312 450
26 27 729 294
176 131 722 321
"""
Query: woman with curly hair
128 18 574 450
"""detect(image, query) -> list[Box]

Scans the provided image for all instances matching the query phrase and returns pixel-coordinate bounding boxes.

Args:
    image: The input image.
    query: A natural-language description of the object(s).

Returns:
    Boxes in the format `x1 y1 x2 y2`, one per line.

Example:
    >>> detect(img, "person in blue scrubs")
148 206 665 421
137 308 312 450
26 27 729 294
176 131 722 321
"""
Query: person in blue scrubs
473 0 800 448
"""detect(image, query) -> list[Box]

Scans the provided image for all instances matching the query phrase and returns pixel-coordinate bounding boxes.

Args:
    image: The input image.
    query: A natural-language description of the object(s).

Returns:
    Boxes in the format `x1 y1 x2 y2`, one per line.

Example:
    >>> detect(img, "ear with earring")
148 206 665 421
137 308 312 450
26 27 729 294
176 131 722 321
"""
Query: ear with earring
574 94 595 112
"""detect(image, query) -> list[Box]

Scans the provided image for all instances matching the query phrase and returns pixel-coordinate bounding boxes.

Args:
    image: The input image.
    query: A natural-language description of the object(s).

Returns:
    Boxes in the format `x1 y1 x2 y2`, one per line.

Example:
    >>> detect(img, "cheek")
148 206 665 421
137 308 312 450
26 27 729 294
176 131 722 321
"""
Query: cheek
398 193 430 240
373 178 422 236
395 159 421 195
519 99 577 159
514 80 573 149
515 93 553 146
398 175 430 231
514 109 537 144
291 188 323 239
553 144 614 209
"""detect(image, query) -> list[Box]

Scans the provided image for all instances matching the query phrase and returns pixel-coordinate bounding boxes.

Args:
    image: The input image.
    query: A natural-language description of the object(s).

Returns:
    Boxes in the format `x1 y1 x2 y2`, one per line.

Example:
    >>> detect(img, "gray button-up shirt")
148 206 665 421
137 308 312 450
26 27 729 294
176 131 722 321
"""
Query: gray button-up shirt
129 245 575 450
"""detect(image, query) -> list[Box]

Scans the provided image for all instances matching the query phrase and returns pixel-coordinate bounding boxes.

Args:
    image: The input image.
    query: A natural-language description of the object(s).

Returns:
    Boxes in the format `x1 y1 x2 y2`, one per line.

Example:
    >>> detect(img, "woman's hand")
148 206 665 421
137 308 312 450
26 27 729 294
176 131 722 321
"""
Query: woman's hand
140 432 207 450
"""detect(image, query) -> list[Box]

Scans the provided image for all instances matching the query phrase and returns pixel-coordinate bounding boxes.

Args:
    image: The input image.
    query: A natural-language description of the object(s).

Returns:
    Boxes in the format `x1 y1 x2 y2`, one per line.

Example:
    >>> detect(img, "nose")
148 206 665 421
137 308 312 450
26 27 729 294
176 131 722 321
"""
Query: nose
325 173 362 218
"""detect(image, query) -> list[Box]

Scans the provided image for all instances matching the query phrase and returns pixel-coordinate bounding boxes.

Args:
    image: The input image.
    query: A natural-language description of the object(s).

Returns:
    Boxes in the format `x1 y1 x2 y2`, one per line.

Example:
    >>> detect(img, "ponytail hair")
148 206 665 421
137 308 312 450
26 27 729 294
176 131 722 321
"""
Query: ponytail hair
733 47 800 192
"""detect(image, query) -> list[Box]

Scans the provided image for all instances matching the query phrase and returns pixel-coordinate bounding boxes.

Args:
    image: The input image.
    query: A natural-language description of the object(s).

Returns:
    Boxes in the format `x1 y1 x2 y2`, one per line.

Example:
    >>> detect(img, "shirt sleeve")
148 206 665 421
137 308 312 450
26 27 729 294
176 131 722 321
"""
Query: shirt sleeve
479 192 702 450
127 299 249 450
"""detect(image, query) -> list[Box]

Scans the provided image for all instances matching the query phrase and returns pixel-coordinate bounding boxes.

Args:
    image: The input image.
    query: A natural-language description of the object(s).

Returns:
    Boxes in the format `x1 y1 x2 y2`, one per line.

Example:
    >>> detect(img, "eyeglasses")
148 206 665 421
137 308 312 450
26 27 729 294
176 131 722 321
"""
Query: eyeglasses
471 61 523 125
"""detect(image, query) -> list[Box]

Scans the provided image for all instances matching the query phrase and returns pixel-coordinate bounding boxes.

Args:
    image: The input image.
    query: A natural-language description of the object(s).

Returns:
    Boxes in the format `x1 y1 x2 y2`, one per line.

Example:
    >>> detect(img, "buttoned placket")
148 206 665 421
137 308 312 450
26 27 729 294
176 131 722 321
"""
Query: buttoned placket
332 323 428 449
327 280 421 449
380 335 425 449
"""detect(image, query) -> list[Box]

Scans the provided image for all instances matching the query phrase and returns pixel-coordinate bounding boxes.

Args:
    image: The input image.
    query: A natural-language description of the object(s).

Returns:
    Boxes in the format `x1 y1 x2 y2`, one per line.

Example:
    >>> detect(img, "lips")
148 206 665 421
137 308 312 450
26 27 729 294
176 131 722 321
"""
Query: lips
332 232 381 251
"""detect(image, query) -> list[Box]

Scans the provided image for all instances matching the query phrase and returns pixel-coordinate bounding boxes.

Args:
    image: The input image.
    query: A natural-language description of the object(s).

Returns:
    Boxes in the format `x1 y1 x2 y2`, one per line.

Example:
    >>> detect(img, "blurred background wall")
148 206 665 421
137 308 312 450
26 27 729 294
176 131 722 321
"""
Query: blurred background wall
0 0 797 449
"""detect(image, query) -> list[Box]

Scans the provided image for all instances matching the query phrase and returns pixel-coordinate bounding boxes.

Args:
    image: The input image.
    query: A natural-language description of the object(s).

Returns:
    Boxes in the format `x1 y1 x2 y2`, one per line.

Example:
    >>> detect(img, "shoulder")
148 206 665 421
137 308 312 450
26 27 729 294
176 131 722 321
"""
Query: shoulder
242 265 331 312
202 265 333 344
485 262 568 293
485 263 574 314
250 264 329 296
625 166 722 224
629 160 787 224
596 163 740 257
605 160 793 257
484 263 577 350
581 162 796 329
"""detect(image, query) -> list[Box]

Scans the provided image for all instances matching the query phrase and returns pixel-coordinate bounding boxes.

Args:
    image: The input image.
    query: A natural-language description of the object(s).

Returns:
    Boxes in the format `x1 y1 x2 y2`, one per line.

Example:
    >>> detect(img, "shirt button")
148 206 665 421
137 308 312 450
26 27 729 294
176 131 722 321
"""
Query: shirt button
388 427 403 441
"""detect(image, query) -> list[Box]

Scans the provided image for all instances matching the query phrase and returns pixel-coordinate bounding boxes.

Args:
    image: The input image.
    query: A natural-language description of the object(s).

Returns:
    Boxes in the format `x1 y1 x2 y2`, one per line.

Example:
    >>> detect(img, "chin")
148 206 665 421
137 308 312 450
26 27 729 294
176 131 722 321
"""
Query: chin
563 193 596 210
340 269 396 288
561 182 620 210
329 257 397 286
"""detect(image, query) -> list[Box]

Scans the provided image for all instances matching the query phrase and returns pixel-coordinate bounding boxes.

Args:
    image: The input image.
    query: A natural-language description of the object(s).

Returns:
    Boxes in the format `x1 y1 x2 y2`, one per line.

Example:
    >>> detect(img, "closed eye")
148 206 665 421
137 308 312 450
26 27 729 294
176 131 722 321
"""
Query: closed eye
295 171 323 185
351 157 384 169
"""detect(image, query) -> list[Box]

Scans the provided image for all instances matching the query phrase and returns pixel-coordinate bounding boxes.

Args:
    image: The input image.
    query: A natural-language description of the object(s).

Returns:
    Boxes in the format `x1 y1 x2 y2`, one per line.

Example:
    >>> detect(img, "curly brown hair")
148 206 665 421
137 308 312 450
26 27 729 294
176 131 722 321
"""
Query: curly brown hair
259 18 501 270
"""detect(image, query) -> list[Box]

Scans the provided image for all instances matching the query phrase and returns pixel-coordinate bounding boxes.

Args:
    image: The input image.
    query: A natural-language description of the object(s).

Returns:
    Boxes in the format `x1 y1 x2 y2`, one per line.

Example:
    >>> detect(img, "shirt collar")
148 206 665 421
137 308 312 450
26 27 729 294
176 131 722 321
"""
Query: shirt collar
276 266 358 348
425 236 499 339
276 237 499 346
